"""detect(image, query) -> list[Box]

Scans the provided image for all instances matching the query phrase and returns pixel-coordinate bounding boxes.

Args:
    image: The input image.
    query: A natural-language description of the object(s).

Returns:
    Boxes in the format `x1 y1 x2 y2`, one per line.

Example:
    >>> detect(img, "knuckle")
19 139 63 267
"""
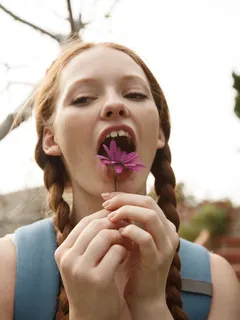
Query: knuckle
71 258 85 279
173 233 180 249
145 209 157 224
91 271 107 289
81 216 91 226
59 250 73 272
145 195 155 207
98 229 114 242
112 244 126 255
54 247 62 264
168 220 177 232
89 218 106 230
142 232 152 245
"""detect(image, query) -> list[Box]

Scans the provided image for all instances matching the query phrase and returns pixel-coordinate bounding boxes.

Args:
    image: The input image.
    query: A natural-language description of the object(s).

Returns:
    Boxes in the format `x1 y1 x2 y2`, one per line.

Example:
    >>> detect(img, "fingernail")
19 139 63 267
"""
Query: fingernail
119 227 125 233
108 212 116 219
102 200 111 208
101 193 111 200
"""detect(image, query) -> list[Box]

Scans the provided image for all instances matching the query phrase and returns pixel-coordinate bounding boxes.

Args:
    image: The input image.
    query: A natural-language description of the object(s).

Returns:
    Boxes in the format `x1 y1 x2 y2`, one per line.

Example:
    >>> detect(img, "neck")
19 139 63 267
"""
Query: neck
69 181 147 227
70 187 106 227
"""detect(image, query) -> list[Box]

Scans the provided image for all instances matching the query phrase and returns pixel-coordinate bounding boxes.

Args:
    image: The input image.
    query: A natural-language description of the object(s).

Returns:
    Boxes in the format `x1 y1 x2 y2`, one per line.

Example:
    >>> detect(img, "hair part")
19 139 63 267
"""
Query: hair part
33 40 189 320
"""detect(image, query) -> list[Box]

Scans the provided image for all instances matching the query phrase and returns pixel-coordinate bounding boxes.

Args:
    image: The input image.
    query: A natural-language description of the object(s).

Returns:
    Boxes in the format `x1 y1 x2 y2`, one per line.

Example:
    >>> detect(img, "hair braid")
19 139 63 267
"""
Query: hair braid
151 146 189 320
44 158 71 319
35 140 71 319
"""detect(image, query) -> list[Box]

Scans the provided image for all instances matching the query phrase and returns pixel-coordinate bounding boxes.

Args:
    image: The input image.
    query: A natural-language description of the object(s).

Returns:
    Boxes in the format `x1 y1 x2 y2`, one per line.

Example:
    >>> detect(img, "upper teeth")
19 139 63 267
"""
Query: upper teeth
106 130 131 139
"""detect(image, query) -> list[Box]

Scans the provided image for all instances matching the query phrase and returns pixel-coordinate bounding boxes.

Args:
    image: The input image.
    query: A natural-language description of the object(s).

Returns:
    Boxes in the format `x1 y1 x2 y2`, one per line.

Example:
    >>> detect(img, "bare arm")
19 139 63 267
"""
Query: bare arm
208 253 240 319
0 236 16 320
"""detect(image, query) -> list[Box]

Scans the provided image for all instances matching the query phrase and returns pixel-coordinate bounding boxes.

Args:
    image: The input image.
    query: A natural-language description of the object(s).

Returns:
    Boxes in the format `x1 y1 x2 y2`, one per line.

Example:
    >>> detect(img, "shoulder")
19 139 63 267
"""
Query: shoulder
208 252 240 320
0 236 16 320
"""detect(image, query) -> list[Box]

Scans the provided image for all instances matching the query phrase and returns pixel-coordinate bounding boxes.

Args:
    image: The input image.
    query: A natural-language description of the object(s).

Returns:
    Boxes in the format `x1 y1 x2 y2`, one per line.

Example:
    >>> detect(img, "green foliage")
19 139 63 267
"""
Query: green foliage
179 203 229 242
175 183 185 204
178 224 200 242
234 94 240 118
232 72 240 118
192 204 228 236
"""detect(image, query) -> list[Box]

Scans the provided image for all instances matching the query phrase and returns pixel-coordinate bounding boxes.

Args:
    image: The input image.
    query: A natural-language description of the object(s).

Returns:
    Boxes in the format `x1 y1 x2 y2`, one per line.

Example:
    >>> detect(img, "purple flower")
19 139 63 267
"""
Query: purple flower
95 140 146 174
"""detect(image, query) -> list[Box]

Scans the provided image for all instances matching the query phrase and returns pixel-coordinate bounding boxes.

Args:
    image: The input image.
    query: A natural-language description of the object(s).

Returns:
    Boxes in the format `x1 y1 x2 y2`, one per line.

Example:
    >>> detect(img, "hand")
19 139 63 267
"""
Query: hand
54 208 133 320
102 193 179 308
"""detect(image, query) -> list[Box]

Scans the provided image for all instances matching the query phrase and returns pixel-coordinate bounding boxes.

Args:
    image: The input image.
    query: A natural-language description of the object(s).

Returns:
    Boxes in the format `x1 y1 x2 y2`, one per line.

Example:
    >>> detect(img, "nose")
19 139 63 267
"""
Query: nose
100 96 129 120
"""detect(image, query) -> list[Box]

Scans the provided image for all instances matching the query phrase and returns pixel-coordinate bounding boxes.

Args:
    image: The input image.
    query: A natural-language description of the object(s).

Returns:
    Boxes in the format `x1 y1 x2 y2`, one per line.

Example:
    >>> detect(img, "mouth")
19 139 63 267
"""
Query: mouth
97 127 136 157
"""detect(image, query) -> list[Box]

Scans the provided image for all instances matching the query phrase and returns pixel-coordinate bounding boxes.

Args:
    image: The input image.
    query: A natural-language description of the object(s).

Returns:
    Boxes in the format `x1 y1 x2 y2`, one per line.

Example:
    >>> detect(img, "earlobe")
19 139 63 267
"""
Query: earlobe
157 128 166 149
42 127 62 156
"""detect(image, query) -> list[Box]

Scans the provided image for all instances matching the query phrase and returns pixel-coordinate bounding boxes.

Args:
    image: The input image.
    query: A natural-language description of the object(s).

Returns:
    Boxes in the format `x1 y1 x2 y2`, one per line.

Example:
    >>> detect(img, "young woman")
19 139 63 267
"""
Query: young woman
0 41 239 320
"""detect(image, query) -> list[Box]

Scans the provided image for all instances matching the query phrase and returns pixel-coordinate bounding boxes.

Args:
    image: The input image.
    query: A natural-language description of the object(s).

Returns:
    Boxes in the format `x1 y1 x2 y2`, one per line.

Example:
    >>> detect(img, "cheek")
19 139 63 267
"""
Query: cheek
141 107 160 141
54 109 93 157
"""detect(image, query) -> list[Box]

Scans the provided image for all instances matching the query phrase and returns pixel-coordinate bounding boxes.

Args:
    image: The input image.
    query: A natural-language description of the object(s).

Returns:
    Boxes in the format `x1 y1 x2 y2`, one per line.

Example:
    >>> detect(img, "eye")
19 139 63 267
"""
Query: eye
124 92 148 101
71 96 96 106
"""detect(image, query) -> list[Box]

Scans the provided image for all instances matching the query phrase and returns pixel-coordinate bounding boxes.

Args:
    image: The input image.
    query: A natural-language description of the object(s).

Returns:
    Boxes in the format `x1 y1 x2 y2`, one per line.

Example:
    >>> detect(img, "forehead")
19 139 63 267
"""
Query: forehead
59 46 148 88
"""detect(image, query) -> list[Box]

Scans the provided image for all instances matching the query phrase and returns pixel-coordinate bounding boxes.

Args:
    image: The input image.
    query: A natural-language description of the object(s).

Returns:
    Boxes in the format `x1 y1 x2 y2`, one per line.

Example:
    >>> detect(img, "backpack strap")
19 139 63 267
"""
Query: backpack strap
14 218 60 320
179 238 213 319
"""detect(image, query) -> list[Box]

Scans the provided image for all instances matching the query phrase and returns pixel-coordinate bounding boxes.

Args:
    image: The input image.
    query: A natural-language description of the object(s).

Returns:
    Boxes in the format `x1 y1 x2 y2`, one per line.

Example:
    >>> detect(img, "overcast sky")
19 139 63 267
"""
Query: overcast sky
0 0 240 205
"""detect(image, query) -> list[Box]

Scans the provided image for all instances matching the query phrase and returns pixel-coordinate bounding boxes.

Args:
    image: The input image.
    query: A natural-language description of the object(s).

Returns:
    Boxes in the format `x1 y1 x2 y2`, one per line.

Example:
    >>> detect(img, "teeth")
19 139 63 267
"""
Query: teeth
118 130 125 136
103 129 132 142
110 131 118 138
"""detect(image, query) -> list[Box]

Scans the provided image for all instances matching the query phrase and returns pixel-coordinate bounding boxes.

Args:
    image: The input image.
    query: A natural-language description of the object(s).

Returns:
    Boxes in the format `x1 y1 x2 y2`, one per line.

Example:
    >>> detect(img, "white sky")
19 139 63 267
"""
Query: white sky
0 0 240 205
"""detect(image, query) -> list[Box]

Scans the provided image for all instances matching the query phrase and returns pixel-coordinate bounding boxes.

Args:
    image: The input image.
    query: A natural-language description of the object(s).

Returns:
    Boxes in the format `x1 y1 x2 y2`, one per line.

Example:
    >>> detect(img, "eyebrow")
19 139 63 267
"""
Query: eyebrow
63 74 150 103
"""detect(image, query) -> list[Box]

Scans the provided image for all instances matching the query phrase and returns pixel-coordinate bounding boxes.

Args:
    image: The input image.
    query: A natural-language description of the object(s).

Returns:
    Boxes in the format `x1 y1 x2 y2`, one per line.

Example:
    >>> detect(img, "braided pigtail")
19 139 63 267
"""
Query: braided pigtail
151 146 188 320
35 138 71 319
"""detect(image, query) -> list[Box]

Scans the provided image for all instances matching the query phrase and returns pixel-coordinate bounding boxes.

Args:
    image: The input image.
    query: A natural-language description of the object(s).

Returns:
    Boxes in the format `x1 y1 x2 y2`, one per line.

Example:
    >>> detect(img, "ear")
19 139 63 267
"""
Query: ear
42 127 62 156
157 127 165 149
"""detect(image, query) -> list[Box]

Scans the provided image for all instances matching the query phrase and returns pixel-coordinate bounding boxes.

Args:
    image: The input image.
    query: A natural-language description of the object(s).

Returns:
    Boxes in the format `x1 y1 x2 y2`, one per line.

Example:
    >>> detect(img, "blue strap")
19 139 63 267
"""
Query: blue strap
13 219 212 320
179 238 212 320
14 218 60 320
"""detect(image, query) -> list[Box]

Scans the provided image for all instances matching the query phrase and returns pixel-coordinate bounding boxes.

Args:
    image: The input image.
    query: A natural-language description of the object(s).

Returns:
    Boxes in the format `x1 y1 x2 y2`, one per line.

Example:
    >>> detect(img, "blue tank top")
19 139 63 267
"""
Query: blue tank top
13 218 213 320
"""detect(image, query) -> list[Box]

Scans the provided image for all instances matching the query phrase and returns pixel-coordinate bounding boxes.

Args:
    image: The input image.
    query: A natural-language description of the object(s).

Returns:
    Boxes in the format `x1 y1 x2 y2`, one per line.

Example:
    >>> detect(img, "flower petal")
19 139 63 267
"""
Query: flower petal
109 140 118 160
103 144 113 160
95 155 110 161
122 152 140 163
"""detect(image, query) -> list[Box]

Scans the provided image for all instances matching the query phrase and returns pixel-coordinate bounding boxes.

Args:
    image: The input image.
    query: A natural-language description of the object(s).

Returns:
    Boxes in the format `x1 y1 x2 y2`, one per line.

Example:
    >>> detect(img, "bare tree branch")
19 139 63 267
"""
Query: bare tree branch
74 13 89 34
0 85 35 141
0 113 14 140
66 0 75 33
0 3 62 42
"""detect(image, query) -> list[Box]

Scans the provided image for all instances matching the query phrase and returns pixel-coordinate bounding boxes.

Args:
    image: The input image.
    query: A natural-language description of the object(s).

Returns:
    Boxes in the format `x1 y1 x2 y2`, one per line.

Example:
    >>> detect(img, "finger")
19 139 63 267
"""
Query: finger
119 224 158 266
101 191 123 200
102 193 170 229
107 205 167 250
72 218 131 255
97 244 127 279
82 229 132 268
59 209 111 250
